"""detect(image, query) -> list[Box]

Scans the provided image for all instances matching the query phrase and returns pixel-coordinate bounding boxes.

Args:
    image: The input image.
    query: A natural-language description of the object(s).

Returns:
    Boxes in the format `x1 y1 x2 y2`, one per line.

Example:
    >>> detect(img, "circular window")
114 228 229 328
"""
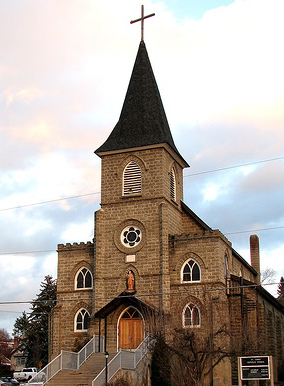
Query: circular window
114 220 145 253
121 226 142 248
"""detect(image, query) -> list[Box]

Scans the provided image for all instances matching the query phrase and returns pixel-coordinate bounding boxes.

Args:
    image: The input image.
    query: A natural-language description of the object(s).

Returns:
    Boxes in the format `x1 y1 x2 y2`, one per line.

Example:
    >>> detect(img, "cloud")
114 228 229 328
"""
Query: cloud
1 86 43 106
0 0 283 334
152 0 284 133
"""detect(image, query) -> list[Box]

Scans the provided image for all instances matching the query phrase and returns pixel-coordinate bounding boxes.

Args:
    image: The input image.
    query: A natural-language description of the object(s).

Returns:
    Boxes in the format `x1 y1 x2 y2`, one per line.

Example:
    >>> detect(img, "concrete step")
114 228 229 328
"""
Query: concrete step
46 353 116 386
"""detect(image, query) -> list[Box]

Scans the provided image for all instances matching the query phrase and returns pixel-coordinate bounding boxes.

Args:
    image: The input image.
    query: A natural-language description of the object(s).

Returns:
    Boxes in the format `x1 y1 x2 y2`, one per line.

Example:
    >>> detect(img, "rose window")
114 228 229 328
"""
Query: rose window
121 226 142 248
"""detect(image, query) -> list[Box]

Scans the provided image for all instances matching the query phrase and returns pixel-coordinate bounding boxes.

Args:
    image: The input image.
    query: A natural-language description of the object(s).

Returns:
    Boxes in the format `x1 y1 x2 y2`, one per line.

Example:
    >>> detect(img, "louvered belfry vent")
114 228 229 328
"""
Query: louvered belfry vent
170 168 176 200
123 161 142 195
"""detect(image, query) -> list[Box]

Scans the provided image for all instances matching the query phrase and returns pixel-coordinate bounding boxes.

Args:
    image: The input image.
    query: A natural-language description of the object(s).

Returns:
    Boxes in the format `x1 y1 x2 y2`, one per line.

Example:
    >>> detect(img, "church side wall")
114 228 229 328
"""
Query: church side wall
229 286 284 383
168 232 232 384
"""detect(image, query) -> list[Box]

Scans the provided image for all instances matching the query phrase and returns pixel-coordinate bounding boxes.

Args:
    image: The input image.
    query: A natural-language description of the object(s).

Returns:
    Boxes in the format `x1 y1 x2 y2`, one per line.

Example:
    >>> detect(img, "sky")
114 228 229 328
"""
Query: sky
0 0 283 335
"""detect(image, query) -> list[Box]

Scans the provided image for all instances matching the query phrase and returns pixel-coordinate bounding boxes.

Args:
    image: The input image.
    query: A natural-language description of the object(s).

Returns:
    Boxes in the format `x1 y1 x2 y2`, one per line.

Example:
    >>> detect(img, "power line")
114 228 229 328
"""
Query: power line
0 310 24 314
0 281 279 306
224 225 284 235
0 155 283 257
184 155 284 177
0 249 55 256
0 155 283 212
0 225 283 256
0 192 100 212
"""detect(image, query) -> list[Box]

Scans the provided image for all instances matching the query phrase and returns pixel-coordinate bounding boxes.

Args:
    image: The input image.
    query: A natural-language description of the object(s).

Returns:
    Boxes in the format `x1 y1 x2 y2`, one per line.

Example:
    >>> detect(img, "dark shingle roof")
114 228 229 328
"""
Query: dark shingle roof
95 41 188 166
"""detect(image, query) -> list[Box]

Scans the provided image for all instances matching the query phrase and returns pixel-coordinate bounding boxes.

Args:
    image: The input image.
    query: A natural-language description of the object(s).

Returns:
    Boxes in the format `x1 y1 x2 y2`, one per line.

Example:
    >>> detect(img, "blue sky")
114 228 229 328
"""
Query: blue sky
0 0 283 335
152 0 236 19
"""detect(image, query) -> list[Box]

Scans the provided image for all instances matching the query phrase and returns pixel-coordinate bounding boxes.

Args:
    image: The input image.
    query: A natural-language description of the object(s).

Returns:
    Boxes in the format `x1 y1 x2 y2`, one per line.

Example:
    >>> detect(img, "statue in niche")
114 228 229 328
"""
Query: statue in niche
126 270 135 291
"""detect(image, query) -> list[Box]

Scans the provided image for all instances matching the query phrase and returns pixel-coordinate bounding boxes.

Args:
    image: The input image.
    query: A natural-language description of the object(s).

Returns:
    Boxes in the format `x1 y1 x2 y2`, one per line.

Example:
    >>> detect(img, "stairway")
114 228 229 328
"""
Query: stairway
46 352 115 386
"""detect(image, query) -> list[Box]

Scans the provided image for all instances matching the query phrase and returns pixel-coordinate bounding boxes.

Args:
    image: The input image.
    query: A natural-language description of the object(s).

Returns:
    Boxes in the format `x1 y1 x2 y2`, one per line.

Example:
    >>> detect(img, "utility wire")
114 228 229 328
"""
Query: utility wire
224 225 284 235
0 249 56 256
0 155 283 256
0 224 283 256
0 192 100 212
0 155 283 212
185 155 284 177
0 281 279 306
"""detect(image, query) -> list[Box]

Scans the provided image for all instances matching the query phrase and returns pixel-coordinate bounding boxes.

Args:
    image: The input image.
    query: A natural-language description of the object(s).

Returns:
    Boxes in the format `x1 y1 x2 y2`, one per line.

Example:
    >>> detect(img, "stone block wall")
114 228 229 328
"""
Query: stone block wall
100 147 184 208
51 242 94 359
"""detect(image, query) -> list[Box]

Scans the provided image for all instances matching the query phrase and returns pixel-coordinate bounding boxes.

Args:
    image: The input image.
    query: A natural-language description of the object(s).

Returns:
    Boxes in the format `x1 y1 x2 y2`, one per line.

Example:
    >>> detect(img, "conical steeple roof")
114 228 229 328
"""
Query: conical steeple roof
95 41 188 167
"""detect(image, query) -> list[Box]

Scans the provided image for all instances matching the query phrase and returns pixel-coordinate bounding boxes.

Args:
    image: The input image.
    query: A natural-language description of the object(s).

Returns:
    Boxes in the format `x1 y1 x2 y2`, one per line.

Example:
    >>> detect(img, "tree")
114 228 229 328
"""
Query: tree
261 267 276 285
0 328 12 375
277 276 284 306
150 325 232 386
13 311 29 338
0 329 12 358
13 275 57 368
151 333 171 386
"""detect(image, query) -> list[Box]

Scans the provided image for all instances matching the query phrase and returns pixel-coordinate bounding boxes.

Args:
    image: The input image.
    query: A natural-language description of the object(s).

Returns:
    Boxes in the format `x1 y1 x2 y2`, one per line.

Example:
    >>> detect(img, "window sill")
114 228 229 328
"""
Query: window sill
122 193 142 198
75 287 93 291
74 329 88 333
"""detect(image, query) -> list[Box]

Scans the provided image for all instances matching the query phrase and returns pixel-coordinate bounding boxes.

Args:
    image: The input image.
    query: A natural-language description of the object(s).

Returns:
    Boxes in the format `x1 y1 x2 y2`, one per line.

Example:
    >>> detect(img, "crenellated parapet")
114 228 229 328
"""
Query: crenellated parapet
57 241 93 251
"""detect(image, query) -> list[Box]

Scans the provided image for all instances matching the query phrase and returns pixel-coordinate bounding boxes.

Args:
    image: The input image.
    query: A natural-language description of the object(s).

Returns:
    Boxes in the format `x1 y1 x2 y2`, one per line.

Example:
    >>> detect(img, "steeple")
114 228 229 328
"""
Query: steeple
95 41 188 167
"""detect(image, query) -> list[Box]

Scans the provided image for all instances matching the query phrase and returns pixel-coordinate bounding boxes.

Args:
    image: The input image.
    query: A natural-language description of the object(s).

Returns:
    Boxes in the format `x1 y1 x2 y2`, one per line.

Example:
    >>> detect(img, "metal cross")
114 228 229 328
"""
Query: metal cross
130 5 155 41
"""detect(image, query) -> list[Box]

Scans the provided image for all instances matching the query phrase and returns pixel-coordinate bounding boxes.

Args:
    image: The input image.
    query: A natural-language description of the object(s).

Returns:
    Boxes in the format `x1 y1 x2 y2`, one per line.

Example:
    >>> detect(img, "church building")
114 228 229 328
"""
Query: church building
49 22 284 386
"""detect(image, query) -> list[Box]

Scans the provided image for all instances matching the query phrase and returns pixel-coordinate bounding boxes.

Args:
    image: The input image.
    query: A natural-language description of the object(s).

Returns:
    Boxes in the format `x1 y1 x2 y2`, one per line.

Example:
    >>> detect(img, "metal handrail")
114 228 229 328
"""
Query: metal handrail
28 335 104 385
92 336 151 386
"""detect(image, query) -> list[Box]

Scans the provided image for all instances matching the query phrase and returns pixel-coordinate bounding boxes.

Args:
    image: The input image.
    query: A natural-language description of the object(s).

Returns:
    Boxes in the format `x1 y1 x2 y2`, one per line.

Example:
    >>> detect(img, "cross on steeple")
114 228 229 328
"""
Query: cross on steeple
130 5 155 41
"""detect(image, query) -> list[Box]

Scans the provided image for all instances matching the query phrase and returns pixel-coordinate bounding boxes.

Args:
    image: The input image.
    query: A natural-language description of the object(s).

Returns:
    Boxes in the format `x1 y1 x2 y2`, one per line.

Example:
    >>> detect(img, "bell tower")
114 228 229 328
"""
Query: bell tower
93 40 189 318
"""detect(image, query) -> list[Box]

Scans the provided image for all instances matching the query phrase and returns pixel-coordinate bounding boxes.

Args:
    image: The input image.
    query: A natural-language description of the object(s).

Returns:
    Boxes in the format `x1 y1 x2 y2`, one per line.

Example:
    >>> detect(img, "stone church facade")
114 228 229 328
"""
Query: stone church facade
50 40 284 384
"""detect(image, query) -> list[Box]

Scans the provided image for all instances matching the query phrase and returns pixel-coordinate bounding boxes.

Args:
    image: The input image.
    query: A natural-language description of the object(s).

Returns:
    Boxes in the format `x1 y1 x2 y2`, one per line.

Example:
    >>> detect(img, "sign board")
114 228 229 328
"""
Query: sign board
239 356 270 380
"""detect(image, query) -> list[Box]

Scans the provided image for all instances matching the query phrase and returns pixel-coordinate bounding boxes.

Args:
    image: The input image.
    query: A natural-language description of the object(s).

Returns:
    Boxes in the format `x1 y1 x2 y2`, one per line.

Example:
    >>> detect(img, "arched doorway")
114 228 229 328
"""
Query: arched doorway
118 307 144 350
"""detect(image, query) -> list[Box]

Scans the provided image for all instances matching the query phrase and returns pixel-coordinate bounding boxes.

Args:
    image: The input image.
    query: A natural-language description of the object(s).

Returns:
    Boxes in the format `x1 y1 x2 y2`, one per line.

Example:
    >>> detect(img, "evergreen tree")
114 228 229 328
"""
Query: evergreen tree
277 276 284 306
13 275 57 367
13 311 29 338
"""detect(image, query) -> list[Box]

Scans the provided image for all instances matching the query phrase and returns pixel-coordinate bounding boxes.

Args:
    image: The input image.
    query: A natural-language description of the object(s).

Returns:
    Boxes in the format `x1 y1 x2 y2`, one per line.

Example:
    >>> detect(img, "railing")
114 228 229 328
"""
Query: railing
92 336 151 386
28 335 104 385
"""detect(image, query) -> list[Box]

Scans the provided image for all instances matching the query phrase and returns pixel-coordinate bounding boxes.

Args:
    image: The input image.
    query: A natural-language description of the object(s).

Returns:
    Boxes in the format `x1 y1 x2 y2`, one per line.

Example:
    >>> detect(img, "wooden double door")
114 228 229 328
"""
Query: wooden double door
118 307 144 350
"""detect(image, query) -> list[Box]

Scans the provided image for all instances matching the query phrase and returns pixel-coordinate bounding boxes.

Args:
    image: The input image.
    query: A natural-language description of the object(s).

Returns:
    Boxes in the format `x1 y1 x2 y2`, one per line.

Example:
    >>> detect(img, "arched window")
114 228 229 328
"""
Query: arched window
183 303 200 328
75 268 93 289
123 161 142 195
170 167 176 201
75 308 90 331
121 307 141 319
182 259 201 282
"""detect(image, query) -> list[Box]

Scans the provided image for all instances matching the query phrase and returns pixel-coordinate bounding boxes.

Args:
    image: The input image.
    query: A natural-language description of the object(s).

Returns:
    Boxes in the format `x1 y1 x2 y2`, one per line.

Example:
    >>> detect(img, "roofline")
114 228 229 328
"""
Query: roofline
256 282 284 313
181 201 212 231
232 249 258 276
96 142 189 169
94 292 158 318
181 202 259 276
230 274 284 314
